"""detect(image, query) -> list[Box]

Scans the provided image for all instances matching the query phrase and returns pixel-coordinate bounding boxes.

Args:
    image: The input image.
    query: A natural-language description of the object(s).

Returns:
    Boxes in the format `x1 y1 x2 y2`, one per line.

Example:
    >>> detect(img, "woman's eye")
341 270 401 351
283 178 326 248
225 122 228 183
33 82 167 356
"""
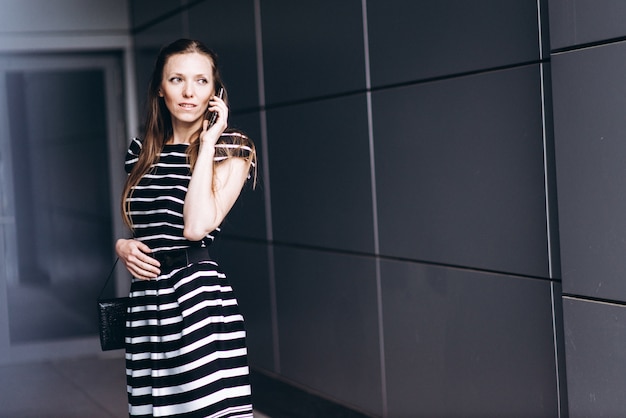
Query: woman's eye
170 77 182 83
197 78 208 85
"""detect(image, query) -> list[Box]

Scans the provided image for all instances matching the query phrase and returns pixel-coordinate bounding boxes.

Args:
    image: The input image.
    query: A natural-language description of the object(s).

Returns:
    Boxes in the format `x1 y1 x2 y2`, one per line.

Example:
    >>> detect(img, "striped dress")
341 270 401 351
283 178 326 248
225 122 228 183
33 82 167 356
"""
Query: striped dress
124 136 253 417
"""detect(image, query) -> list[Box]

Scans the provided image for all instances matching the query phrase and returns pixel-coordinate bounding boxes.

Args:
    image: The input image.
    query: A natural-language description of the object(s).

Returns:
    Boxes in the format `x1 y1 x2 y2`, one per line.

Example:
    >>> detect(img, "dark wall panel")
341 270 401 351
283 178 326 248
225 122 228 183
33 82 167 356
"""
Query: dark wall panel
374 65 549 277
260 0 365 104
382 259 559 417
132 13 185 50
563 297 626 416
367 0 540 88
129 0 184 29
548 0 626 51
213 241 274 371
275 246 382 416
188 0 259 112
551 41 626 300
222 111 267 241
267 94 374 254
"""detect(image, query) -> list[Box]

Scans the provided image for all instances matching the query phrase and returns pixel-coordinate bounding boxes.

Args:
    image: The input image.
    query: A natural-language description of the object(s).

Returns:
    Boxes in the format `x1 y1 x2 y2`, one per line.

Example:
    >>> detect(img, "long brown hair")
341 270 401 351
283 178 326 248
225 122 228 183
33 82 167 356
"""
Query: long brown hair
121 39 256 229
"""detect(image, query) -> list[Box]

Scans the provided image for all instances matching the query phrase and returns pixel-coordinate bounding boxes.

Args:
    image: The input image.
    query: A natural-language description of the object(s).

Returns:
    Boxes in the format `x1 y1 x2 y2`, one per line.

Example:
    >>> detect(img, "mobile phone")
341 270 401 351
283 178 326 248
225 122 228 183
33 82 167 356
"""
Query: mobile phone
207 87 224 127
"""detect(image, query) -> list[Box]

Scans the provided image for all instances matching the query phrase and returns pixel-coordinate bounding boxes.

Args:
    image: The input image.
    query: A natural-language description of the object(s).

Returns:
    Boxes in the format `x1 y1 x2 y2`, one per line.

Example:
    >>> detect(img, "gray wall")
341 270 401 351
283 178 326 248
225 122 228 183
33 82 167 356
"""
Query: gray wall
129 1 568 417
550 1 626 417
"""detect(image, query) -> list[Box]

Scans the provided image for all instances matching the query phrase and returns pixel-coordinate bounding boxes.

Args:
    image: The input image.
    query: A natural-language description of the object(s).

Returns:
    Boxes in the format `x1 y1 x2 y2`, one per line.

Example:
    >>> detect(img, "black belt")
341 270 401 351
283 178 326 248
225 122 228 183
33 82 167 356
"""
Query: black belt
151 246 210 271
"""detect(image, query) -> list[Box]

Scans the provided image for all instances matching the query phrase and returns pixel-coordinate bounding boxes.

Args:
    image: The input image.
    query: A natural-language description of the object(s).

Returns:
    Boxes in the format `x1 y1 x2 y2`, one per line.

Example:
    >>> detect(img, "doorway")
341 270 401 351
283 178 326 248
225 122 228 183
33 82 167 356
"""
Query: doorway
0 53 127 361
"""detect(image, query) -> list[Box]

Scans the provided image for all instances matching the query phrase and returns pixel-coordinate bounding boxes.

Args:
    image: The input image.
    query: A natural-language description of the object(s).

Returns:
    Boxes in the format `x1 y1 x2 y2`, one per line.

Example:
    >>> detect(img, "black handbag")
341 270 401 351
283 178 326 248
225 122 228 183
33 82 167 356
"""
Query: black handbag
97 258 129 351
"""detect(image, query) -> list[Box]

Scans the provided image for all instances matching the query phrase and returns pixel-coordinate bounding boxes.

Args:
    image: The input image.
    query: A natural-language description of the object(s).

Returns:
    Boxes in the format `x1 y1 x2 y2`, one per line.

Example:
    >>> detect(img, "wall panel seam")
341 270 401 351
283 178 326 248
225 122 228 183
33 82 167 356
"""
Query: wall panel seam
362 0 387 415
254 0 280 373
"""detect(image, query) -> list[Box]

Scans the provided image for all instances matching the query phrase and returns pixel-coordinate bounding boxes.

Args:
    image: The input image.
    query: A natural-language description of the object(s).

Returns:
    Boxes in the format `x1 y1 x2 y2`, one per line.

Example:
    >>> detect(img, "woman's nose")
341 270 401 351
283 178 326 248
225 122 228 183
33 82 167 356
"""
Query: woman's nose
183 83 193 97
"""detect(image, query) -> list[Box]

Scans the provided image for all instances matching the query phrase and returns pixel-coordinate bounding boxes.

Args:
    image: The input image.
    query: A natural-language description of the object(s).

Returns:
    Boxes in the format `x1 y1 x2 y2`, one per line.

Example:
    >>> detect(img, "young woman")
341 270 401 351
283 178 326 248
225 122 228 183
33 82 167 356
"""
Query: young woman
115 38 256 417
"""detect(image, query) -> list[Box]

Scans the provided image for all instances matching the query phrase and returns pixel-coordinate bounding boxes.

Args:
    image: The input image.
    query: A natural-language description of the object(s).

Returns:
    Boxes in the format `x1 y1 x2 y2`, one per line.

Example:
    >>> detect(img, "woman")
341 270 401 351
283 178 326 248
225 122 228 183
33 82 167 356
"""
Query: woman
115 39 256 417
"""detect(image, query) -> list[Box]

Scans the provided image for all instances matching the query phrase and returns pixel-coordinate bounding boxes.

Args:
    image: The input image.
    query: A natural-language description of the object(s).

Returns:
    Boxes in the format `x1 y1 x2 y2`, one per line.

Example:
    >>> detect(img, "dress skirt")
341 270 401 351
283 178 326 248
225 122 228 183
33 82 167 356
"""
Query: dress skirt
125 259 253 417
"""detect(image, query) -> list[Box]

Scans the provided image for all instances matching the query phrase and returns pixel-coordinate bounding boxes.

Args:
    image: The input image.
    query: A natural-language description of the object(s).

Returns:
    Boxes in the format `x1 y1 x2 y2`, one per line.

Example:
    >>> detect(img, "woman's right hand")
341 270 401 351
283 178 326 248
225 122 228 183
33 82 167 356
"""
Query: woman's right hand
115 238 161 280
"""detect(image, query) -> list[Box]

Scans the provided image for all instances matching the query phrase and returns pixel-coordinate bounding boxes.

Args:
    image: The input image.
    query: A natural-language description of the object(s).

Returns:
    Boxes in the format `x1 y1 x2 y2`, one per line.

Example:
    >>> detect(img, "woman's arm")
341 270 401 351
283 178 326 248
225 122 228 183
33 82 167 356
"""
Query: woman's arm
183 153 249 241
183 98 250 241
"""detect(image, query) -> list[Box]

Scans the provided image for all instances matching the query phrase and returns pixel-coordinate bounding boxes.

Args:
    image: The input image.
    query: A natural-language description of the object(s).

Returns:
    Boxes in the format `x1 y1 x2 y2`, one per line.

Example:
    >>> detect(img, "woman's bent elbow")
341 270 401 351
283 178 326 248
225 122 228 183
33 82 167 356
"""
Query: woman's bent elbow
183 227 209 242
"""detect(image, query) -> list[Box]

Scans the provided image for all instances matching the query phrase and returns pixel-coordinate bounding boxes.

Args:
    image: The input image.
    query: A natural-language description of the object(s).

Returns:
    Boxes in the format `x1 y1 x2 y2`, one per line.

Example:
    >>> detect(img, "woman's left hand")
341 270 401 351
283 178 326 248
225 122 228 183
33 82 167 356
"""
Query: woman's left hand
200 93 228 146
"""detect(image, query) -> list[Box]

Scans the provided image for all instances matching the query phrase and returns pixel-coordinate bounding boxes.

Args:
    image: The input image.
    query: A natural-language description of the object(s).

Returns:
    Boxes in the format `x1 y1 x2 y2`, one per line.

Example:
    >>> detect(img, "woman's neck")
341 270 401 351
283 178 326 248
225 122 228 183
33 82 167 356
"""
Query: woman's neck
168 119 202 144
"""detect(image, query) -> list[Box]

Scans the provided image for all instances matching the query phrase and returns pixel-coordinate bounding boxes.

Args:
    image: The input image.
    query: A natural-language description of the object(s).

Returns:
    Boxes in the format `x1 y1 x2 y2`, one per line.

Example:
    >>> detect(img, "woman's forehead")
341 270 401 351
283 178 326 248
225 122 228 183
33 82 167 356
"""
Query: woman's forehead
164 52 213 74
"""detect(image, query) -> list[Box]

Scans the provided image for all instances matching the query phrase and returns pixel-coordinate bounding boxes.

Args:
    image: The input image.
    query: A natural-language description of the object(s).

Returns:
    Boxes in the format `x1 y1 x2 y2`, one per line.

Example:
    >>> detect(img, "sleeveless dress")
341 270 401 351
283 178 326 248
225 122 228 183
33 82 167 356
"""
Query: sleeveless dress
124 137 253 417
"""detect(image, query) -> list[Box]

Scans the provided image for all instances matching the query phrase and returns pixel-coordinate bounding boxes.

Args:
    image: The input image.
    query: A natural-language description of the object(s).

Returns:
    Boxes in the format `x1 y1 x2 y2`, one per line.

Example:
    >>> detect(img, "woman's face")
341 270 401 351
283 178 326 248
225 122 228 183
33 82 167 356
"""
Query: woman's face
159 52 216 126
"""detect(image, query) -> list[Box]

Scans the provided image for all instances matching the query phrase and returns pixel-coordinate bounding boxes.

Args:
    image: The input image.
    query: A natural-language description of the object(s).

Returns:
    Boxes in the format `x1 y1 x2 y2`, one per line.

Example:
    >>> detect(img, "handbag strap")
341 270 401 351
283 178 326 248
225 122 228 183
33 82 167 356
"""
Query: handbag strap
98 257 120 299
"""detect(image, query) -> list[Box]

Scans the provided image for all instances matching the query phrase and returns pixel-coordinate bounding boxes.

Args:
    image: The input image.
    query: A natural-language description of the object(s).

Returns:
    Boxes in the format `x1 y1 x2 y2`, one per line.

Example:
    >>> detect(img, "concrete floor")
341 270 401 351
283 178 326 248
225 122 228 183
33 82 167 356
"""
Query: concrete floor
0 352 270 417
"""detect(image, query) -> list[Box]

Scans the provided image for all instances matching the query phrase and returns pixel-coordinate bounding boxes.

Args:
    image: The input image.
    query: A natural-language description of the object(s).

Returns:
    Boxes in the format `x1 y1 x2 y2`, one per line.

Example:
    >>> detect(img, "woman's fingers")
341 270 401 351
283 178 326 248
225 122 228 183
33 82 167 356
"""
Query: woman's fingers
118 238 161 280
127 259 159 280
206 96 228 129
130 251 160 280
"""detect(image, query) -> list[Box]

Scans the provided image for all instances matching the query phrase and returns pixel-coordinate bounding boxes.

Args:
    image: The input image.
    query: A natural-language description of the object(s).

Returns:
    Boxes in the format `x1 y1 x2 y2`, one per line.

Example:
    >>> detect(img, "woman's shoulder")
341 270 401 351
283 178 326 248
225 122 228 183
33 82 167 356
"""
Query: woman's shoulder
215 129 255 161
125 137 143 173
215 129 257 184
218 129 254 146
128 137 143 154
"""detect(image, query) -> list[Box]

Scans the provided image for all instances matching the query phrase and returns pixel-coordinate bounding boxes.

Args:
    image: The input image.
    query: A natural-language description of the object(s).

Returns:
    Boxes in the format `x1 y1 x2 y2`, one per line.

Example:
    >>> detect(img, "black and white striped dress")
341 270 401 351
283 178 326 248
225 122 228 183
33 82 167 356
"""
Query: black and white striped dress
124 137 253 417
